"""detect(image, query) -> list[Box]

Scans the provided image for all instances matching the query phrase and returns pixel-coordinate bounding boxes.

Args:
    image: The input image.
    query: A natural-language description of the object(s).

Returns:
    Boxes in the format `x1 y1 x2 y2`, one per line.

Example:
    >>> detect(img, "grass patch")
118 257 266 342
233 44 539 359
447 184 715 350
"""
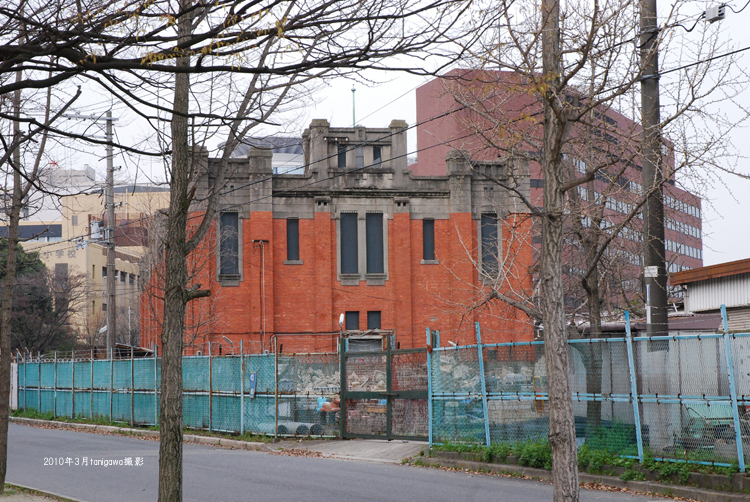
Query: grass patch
431 437 742 489
13 408 130 428
12 407 276 443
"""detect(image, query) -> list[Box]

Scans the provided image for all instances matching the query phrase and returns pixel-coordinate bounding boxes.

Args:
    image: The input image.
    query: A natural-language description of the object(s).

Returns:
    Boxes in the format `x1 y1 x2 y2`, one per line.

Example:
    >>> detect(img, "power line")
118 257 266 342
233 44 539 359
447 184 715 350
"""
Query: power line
659 44 750 76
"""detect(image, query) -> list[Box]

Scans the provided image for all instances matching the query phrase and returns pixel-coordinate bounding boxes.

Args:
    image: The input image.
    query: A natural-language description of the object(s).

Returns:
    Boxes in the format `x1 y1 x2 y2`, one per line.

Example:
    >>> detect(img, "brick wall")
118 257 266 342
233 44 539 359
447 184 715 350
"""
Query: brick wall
141 211 534 353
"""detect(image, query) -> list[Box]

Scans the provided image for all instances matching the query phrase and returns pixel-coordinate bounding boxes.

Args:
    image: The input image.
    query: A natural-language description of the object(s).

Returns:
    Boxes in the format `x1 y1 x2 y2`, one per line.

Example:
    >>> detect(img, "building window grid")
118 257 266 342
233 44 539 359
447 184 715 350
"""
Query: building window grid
665 239 702 260
665 217 701 239
664 194 701 219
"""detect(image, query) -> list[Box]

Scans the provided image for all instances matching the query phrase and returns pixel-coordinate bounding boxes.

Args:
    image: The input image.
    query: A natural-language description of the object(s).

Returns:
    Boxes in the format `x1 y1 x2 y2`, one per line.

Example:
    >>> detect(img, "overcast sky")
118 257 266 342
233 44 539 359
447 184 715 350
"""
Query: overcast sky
52 4 750 268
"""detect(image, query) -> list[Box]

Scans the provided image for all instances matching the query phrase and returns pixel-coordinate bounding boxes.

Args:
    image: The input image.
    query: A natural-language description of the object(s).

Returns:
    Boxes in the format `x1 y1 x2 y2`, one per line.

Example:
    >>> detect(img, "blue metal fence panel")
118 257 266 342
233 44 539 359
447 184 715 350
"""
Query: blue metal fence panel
92 361 111 389
40 363 56 388
133 359 156 391
112 360 131 390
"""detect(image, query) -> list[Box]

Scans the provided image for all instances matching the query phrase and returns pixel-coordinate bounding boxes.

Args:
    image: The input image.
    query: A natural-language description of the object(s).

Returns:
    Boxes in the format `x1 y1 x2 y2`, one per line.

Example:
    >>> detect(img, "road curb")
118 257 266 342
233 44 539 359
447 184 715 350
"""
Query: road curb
10 417 269 451
416 457 750 502
7 482 87 502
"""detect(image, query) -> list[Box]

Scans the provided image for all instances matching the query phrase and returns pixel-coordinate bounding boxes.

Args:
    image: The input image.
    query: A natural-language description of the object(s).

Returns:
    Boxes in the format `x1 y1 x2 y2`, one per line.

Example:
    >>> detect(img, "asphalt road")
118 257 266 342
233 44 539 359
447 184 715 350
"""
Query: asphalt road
8 423 660 502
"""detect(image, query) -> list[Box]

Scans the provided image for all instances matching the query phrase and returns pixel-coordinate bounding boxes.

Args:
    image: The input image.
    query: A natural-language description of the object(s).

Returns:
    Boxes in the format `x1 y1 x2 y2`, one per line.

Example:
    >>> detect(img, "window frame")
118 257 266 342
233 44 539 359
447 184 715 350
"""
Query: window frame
340 212 359 277
345 311 360 331
421 218 438 264
479 213 501 279
337 210 389 286
218 211 242 284
373 146 382 167
365 212 384 274
367 311 381 330
337 145 347 168
285 218 302 264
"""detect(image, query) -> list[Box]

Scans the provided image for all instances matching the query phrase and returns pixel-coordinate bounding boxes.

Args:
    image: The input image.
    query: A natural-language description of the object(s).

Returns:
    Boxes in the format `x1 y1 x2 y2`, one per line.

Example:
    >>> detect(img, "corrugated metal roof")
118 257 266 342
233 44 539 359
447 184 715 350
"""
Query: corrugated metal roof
728 307 750 333
671 257 750 284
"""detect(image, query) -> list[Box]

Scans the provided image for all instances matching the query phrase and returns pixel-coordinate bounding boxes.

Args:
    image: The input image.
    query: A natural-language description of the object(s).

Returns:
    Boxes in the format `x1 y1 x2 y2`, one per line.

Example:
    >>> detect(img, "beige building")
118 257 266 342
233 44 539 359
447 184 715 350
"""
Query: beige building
18 185 169 345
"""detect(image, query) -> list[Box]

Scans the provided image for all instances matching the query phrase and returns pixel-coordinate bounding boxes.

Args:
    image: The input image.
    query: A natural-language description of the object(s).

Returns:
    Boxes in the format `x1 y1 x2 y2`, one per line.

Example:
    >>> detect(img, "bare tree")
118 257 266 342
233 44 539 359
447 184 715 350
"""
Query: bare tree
424 0 749 499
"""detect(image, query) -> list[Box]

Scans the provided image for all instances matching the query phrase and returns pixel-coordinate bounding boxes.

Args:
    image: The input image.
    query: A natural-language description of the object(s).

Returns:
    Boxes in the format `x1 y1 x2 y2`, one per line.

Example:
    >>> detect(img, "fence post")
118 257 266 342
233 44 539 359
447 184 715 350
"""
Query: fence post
624 311 644 462
90 349 94 418
130 346 135 427
53 352 57 418
339 335 345 440
154 345 159 425
240 340 244 435
475 323 491 446
721 305 746 472
22 353 26 410
274 337 279 441
38 352 41 412
208 341 213 432
426 327 433 447
71 350 75 419
109 347 114 422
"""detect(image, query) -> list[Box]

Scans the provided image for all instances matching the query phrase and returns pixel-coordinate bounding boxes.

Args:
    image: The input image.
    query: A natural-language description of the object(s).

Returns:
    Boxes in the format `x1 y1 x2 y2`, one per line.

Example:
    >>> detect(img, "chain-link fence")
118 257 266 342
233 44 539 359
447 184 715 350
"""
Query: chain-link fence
18 351 340 437
429 319 750 471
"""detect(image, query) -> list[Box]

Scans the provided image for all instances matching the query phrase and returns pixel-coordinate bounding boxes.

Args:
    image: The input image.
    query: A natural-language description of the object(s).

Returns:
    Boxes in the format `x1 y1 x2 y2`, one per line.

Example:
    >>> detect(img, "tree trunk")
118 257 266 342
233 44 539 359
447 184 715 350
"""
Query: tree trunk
0 81 25 494
541 0 579 499
158 2 193 500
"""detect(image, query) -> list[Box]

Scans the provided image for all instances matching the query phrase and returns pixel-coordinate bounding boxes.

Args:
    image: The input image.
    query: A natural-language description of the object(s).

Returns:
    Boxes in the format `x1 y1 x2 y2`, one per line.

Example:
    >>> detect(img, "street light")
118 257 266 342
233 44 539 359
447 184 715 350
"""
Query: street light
222 336 235 355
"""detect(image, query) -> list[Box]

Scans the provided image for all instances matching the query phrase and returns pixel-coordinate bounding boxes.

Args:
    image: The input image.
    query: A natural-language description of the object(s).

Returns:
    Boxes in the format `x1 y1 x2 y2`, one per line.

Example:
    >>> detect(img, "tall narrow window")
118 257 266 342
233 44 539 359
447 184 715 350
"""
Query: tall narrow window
366 213 384 274
423 219 435 261
481 213 499 276
220 212 239 276
367 311 381 330
345 311 359 331
286 218 299 261
337 145 347 168
355 146 364 168
373 146 382 167
340 213 358 274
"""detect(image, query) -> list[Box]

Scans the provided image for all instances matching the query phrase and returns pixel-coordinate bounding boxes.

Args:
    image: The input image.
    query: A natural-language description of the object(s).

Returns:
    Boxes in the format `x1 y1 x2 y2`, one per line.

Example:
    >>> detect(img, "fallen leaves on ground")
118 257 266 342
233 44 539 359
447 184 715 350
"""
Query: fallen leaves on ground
269 448 324 458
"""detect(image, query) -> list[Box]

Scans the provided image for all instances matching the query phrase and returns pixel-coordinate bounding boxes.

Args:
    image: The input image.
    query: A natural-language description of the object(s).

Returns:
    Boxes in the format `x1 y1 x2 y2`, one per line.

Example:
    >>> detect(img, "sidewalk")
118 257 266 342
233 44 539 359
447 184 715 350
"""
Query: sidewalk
269 438 428 463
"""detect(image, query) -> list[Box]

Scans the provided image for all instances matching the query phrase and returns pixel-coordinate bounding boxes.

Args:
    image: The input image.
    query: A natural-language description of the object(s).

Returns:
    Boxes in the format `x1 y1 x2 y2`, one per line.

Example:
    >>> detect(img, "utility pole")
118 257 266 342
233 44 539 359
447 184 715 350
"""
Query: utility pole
63 111 118 353
639 0 668 337
105 110 116 353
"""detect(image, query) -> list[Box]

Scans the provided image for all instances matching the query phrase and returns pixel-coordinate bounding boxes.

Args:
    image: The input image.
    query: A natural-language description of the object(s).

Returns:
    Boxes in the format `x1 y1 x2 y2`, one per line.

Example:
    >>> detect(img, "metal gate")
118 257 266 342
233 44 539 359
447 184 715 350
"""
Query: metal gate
340 344 428 440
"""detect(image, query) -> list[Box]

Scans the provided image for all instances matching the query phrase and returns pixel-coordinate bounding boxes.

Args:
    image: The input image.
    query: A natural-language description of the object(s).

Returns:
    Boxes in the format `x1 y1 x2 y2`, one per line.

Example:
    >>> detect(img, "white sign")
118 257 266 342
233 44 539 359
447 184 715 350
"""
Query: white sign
644 266 658 278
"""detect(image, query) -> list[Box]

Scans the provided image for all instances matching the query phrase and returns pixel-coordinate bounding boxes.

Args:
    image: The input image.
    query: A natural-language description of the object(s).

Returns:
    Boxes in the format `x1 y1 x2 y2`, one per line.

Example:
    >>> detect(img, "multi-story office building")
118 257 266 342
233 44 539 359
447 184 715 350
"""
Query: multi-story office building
412 70 703 312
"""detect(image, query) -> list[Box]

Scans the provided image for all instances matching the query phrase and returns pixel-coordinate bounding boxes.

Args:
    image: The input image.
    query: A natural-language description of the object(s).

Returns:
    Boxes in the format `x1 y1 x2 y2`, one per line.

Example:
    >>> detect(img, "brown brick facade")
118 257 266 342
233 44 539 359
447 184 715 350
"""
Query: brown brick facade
140 120 535 354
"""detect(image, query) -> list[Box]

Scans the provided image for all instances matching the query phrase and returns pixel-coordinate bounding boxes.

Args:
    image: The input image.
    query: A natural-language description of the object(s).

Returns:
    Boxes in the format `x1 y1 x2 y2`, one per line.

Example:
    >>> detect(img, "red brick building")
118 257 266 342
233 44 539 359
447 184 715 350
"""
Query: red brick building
140 119 535 354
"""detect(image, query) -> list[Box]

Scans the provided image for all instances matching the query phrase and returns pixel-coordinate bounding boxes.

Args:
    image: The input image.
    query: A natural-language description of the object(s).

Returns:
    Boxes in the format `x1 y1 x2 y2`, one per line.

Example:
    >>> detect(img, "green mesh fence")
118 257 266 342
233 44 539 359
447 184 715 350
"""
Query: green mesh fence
429 330 750 470
18 352 340 437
